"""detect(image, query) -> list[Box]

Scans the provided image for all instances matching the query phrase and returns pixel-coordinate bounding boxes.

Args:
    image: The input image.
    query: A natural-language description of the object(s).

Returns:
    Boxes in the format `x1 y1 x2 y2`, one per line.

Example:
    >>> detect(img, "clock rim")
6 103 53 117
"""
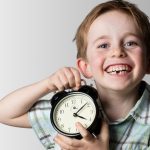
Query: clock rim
50 91 100 138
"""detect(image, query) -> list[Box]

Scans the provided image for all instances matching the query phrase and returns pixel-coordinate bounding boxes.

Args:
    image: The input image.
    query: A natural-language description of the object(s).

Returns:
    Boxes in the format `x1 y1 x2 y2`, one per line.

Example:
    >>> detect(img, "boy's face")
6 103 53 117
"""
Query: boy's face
78 10 148 93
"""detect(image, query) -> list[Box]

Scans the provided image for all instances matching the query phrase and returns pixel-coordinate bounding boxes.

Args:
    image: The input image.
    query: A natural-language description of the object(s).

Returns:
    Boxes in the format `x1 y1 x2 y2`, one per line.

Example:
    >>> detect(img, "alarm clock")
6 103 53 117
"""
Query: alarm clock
50 85 101 139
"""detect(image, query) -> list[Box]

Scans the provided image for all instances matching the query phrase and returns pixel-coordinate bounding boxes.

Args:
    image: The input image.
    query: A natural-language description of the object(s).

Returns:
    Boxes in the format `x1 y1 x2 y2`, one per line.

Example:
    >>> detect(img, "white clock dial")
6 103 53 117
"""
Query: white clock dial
53 92 96 134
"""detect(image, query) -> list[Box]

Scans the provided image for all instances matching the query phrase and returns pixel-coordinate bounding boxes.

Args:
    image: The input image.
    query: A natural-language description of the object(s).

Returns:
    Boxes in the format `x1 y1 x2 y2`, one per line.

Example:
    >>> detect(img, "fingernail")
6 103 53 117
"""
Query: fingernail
74 86 79 91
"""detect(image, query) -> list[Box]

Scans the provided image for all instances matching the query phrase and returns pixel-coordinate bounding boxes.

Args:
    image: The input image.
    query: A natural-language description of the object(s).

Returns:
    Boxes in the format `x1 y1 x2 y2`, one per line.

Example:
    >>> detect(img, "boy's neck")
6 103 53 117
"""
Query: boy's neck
97 85 141 122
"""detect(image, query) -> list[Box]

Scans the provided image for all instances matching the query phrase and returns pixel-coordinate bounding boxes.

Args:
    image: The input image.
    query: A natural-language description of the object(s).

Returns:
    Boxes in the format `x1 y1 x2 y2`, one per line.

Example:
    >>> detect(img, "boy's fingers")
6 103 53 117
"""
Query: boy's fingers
98 120 109 141
54 134 81 148
70 68 81 89
76 122 93 141
63 67 76 88
54 77 65 91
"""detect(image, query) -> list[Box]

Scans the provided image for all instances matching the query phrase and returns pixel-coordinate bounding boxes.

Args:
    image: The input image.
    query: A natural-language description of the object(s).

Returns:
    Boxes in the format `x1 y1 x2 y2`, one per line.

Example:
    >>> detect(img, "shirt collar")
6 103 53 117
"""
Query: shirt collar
100 81 150 125
129 81 150 125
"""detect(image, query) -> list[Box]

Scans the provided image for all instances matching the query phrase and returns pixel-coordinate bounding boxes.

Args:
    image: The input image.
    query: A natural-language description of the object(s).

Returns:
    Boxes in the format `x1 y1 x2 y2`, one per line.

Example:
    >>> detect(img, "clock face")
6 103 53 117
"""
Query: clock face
52 92 97 135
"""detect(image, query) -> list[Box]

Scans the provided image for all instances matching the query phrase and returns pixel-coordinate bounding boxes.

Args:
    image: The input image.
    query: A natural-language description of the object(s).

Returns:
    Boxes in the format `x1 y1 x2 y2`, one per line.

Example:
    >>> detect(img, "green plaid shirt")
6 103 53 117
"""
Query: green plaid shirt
28 81 150 150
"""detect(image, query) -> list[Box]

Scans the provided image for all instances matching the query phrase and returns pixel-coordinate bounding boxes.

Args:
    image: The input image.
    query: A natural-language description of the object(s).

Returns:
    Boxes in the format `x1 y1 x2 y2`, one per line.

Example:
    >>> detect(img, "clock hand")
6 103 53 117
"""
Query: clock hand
75 103 87 114
73 113 87 120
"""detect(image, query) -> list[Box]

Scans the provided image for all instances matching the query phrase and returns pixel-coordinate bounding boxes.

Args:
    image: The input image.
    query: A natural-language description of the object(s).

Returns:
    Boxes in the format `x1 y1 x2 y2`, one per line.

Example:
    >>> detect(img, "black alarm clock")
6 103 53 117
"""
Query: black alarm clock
50 85 101 139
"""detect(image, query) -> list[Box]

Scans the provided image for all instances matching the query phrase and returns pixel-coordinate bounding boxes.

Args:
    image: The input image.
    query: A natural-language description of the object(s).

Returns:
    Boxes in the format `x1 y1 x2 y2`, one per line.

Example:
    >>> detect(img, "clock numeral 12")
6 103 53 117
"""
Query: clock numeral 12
71 100 76 104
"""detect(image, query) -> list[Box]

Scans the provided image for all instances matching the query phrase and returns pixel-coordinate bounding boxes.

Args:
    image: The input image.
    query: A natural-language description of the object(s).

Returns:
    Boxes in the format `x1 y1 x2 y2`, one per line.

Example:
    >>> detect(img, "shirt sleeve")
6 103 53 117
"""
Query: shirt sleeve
28 100 60 150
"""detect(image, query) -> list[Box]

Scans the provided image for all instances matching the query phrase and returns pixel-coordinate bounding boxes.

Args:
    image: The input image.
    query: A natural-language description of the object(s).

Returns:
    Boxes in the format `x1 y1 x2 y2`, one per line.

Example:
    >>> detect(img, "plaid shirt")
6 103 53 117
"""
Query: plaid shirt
28 81 150 150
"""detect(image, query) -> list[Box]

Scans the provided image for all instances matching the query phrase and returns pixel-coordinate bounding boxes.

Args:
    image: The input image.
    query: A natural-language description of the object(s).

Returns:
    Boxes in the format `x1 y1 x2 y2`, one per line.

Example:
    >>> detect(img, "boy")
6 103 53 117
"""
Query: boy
0 0 150 149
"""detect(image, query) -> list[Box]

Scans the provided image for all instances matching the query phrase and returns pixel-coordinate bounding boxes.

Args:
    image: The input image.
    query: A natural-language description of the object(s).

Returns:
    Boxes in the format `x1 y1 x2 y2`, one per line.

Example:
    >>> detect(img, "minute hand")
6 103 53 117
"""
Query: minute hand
75 103 87 114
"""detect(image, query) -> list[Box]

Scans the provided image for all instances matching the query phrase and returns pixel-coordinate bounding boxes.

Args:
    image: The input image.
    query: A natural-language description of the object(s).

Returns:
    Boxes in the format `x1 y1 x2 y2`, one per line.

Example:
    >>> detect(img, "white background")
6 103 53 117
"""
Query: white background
0 0 150 149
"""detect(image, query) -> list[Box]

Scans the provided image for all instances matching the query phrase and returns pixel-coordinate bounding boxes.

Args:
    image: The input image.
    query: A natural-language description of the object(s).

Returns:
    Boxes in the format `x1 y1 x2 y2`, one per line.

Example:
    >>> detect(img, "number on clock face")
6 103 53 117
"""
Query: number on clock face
53 93 96 134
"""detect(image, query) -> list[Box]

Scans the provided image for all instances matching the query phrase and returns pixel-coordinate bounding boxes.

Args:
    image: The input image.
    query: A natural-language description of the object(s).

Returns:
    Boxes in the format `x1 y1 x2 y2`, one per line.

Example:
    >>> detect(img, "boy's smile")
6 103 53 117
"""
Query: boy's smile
83 10 148 93
105 64 132 75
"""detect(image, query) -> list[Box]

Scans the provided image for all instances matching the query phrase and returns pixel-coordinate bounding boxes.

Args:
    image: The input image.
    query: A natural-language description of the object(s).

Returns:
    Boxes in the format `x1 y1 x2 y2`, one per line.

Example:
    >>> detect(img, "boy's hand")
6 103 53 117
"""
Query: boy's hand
54 121 109 150
46 67 81 92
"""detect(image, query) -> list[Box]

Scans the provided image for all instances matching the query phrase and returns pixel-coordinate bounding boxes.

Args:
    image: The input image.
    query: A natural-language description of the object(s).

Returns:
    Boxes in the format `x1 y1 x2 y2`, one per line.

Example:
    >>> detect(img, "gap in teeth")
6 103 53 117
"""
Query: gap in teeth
110 70 128 75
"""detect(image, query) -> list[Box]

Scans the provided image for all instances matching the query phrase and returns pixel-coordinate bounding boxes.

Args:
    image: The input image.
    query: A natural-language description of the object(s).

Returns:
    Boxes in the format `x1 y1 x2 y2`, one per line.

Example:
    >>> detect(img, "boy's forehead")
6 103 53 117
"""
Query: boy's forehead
87 10 139 42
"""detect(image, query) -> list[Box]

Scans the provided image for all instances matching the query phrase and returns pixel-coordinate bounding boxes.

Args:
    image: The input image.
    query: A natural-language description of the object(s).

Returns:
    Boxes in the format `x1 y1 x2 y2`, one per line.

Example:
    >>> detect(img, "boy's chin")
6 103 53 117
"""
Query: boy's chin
99 81 133 92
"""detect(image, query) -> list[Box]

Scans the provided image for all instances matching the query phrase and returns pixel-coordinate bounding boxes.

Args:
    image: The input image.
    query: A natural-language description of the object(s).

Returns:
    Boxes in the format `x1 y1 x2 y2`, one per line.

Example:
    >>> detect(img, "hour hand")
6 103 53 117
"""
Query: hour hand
73 113 87 120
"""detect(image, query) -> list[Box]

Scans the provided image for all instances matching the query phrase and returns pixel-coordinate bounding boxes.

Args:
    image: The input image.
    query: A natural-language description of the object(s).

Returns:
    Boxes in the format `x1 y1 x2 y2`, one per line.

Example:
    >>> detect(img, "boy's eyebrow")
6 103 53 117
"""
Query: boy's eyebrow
93 32 140 44
93 35 110 44
123 32 141 39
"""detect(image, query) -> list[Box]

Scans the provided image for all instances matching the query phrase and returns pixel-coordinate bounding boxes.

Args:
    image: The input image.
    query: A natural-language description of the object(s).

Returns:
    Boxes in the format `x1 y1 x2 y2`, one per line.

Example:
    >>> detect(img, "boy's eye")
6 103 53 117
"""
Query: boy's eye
97 43 109 49
124 41 137 49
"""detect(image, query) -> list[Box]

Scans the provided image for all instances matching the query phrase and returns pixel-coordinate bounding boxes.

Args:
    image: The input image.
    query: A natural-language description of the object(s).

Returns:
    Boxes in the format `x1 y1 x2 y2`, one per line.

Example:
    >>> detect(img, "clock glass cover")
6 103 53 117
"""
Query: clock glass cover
52 92 97 135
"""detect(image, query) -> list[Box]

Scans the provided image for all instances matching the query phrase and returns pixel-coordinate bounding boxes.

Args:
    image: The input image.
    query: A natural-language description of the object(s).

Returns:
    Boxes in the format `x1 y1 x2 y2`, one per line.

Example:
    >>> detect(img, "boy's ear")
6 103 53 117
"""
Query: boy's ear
76 58 93 78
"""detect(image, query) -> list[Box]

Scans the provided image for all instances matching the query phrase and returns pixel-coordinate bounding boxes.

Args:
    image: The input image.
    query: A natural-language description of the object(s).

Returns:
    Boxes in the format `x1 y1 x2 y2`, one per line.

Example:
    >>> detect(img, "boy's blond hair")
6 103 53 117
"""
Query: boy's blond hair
74 0 150 59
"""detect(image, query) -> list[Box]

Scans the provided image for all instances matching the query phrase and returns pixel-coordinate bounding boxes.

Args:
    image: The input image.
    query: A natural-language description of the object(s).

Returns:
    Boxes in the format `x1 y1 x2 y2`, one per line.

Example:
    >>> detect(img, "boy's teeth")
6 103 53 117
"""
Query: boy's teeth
106 65 131 73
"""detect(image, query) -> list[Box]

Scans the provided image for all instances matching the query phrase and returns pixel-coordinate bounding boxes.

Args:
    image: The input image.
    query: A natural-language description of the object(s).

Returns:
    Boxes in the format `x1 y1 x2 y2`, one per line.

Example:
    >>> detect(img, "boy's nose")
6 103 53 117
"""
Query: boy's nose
111 47 127 58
